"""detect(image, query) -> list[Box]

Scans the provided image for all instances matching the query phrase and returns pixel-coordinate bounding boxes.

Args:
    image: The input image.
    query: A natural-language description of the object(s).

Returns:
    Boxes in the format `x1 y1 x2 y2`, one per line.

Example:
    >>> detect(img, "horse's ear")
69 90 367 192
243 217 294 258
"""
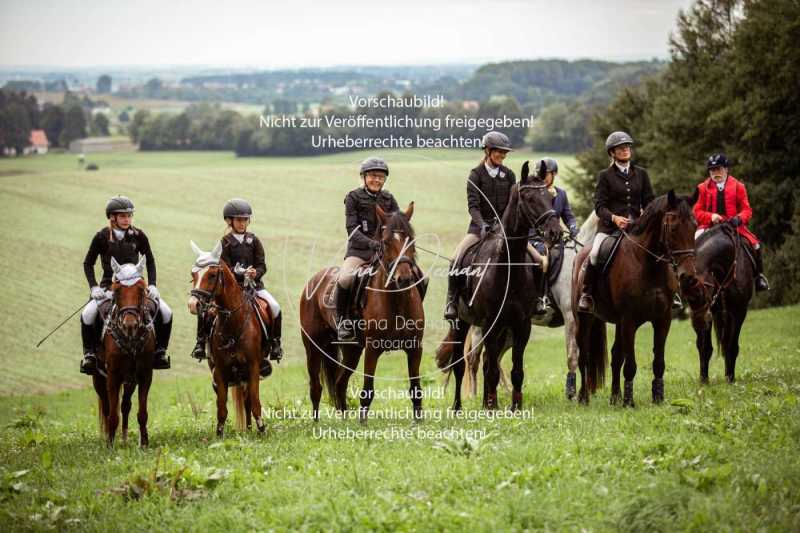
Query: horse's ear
688 187 699 207
537 159 548 180
404 201 414 220
136 254 146 275
211 240 223 261
110 257 121 274
667 189 677 208
521 161 530 183
190 240 204 257
376 204 387 224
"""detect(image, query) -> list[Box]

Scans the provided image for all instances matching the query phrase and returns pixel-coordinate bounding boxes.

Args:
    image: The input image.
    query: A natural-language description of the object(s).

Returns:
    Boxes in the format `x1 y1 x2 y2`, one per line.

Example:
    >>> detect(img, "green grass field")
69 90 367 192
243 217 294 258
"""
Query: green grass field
1 150 798 531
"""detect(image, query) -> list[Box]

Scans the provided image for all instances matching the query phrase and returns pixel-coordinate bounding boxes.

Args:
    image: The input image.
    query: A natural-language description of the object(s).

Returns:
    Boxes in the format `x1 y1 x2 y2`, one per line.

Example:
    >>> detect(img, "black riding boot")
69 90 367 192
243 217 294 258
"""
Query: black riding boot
444 261 459 320
269 312 283 361
259 336 273 378
577 263 596 313
191 313 207 360
754 247 769 291
153 317 172 370
80 320 98 375
336 284 355 341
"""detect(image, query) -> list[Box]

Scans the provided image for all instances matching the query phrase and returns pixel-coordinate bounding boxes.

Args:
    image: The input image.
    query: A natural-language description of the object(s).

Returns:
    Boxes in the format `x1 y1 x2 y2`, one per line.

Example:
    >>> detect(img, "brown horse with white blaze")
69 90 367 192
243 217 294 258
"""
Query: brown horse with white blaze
572 191 708 406
188 240 273 437
92 256 156 447
299 203 424 421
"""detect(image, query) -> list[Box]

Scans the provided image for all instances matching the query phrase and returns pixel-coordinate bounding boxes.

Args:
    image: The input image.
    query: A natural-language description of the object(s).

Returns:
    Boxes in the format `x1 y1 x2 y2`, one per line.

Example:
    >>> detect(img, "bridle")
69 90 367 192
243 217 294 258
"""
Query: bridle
190 264 250 346
622 210 696 273
375 226 418 288
516 182 556 239
108 283 152 358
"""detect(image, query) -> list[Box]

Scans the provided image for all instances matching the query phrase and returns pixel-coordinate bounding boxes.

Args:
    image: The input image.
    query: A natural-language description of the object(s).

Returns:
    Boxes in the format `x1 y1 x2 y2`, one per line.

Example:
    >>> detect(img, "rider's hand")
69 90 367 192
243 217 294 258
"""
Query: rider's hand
244 267 256 279
147 285 160 299
729 215 742 227
90 286 105 300
480 222 491 239
711 213 723 224
612 215 630 230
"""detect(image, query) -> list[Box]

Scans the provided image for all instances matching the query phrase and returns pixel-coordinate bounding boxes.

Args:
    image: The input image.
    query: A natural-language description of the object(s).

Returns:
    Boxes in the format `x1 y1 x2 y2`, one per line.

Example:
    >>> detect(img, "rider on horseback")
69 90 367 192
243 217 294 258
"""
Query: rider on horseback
190 199 282 377
577 131 655 313
693 153 769 292
80 196 172 374
444 131 546 320
335 157 400 341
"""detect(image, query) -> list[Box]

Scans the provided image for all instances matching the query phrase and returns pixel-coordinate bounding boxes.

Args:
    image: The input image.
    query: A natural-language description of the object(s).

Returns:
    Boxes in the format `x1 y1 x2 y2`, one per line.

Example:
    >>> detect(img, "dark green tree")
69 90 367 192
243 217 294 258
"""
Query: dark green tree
96 75 112 94
60 105 87 147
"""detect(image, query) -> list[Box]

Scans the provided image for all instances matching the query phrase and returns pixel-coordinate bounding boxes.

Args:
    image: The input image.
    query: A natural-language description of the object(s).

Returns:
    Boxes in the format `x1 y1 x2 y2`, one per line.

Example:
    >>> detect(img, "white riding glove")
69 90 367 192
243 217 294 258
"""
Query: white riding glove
147 285 160 300
91 286 105 301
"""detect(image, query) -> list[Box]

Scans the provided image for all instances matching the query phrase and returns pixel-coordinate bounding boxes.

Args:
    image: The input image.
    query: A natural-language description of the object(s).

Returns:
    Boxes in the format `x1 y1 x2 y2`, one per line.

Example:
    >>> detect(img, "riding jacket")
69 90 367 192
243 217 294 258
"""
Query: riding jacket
83 226 156 289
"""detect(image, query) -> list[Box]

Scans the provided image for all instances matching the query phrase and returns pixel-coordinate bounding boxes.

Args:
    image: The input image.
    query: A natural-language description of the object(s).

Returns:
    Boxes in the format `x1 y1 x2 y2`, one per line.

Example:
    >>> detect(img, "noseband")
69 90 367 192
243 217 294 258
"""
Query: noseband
108 286 152 357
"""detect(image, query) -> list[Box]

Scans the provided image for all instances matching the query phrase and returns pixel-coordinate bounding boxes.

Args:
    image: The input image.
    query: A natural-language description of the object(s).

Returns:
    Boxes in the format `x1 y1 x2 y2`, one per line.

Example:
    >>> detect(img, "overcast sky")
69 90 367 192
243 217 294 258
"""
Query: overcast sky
0 0 695 68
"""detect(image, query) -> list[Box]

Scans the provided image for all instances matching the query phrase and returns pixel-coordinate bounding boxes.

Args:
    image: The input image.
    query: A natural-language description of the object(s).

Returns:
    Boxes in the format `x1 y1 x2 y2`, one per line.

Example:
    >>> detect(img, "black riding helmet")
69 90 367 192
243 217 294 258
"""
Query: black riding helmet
360 157 389 177
605 131 634 155
481 131 513 152
223 198 253 219
706 153 729 170
106 195 134 218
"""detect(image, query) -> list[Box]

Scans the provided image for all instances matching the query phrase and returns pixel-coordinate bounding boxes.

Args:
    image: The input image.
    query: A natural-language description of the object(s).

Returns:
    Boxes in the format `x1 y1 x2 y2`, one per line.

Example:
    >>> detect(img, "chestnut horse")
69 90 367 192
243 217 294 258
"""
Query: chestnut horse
92 257 156 447
300 203 424 421
692 222 753 383
188 241 273 437
435 161 563 411
572 191 707 406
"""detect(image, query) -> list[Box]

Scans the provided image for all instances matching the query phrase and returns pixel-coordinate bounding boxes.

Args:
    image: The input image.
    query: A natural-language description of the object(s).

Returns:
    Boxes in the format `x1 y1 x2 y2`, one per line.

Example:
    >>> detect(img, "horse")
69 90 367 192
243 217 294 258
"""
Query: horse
459 212 599 401
92 256 156 447
692 222 754 383
435 161 563 411
188 241 274 437
572 191 708 406
299 203 424 422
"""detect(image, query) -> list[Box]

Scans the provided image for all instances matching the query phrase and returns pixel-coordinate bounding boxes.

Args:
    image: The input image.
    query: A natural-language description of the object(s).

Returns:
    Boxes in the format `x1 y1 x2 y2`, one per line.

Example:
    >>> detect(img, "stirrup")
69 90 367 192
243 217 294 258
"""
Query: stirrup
260 358 272 378
755 275 770 292
191 341 206 361
153 350 171 370
337 322 356 342
577 293 594 313
269 340 284 361
80 353 98 375
444 300 458 320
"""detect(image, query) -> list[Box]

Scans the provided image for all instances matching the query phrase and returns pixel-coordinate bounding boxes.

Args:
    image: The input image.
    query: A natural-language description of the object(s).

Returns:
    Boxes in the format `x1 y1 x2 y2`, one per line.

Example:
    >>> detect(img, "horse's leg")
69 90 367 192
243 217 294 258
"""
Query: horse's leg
651 315 671 404
214 369 228 438
564 312 579 400
725 309 747 384
697 320 713 384
406 346 423 419
304 336 323 421
136 369 152 448
620 320 638 408
450 320 469 411
249 356 265 433
482 330 503 410
509 322 531 411
336 345 361 412
121 383 135 443
359 347 380 423
576 314 591 405
106 372 123 447
610 326 623 405
93 375 110 438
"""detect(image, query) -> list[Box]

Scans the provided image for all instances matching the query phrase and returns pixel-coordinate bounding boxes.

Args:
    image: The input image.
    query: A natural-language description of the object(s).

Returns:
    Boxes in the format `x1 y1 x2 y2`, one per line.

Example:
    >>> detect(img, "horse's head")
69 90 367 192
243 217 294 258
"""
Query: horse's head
188 240 228 314
110 256 147 339
518 160 562 246
375 202 417 290
662 189 700 283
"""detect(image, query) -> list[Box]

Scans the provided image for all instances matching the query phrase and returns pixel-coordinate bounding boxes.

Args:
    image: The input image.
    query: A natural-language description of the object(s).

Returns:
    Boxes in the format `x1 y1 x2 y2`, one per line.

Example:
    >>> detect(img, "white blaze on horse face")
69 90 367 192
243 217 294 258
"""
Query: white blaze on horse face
193 266 210 290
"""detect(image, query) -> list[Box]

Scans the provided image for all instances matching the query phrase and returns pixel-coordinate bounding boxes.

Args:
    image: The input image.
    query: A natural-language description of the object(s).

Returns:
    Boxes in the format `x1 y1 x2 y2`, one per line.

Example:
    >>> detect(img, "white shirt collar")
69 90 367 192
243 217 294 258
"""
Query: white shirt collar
615 161 630 174
112 228 126 241
484 161 500 178
714 177 728 191
232 232 245 243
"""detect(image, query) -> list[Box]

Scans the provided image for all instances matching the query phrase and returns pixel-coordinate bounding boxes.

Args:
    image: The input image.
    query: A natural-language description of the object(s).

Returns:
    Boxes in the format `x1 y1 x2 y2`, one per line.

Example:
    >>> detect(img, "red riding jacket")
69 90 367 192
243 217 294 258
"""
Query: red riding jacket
693 175 759 246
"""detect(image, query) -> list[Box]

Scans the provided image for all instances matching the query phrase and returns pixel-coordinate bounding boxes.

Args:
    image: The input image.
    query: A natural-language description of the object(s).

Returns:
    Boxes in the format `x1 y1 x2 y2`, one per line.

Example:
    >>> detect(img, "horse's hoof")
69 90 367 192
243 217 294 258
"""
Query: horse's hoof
450 402 462 412
256 420 266 434
610 393 622 406
700 376 709 385
652 378 664 404
511 391 523 411
565 372 577 400
578 390 589 405
726 375 736 384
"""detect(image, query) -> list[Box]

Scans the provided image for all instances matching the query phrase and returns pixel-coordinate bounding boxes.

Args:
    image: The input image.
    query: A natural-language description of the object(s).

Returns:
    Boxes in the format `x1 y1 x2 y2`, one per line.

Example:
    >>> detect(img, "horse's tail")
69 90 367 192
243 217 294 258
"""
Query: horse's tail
586 319 608 392
232 385 247 432
97 397 108 437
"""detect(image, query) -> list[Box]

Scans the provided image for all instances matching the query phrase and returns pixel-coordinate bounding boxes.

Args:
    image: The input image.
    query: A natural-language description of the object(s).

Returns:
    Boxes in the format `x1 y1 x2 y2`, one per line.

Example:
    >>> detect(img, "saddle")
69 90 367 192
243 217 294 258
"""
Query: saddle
98 296 158 325
597 231 624 275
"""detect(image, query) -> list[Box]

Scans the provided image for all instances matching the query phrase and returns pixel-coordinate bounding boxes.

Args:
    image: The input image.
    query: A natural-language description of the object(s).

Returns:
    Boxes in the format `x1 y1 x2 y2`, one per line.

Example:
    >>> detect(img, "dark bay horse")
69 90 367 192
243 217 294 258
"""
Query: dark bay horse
300 203 424 422
693 222 754 383
572 191 707 406
188 241 273 437
92 257 156 447
436 161 562 411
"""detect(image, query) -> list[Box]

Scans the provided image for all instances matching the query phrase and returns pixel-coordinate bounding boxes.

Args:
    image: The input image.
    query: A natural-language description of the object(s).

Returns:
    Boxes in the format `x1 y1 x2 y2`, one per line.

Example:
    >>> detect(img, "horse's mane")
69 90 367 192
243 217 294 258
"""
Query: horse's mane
628 194 692 236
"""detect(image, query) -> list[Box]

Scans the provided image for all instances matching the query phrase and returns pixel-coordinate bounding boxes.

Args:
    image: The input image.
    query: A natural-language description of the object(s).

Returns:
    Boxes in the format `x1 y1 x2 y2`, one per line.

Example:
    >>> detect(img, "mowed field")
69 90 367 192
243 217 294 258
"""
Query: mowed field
0 150 799 531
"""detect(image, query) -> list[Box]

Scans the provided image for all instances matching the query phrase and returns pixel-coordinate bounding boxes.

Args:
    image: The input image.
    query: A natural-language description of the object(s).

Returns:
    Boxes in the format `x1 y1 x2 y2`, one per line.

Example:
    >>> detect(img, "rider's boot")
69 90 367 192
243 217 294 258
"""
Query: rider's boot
336 283 356 341
269 311 283 361
191 313 207 361
754 246 770 292
444 261 459 320
153 317 172 370
577 263 596 313
80 319 98 375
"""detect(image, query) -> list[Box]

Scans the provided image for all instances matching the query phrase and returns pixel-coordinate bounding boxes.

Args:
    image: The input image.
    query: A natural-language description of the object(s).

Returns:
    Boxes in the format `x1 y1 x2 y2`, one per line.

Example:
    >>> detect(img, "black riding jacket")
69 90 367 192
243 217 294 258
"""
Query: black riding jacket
466 162 516 234
344 186 399 260
83 226 156 289
220 232 267 290
594 163 655 234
